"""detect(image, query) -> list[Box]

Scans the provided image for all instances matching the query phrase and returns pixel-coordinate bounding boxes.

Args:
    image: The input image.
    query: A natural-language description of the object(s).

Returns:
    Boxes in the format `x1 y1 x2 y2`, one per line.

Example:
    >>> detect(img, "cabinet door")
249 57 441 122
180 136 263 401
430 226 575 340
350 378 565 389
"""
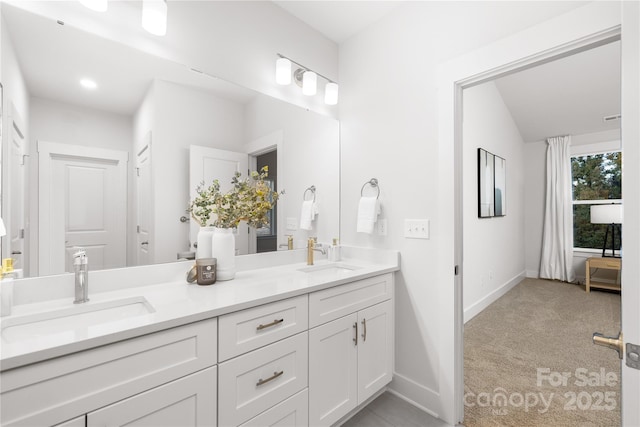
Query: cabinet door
309 313 358 427
87 366 216 427
358 300 393 404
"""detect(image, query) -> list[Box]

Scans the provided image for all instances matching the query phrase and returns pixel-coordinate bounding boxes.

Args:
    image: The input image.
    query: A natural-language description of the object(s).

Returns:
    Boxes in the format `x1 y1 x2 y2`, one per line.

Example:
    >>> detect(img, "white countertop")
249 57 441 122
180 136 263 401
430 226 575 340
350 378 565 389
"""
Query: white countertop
1 248 399 371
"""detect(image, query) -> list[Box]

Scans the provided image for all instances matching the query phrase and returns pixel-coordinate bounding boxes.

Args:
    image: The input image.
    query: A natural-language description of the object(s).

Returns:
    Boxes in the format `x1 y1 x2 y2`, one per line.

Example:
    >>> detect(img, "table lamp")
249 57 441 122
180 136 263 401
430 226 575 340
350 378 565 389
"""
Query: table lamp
590 204 623 257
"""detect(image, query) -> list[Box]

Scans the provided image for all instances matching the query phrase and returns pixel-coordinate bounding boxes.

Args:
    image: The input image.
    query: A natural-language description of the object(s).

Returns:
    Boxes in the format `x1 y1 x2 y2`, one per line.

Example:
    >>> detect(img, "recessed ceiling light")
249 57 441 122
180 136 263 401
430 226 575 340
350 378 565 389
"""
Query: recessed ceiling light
80 79 98 90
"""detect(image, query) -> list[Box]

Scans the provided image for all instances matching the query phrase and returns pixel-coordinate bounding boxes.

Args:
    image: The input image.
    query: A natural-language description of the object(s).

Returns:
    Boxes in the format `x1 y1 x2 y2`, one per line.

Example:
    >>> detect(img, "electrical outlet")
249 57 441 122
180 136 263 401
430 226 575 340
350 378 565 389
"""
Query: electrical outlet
378 219 388 236
286 217 298 231
404 219 429 239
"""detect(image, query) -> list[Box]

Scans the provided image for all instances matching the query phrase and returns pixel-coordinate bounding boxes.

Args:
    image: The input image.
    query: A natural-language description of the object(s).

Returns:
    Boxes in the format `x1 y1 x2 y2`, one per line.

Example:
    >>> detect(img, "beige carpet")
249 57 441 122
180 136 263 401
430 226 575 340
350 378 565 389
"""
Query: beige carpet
464 278 621 427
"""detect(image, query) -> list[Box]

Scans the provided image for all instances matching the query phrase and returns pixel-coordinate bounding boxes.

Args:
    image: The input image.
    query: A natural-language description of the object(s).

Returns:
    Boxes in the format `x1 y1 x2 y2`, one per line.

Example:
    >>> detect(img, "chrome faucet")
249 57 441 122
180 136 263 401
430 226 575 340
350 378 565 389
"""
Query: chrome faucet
73 250 89 304
307 237 327 265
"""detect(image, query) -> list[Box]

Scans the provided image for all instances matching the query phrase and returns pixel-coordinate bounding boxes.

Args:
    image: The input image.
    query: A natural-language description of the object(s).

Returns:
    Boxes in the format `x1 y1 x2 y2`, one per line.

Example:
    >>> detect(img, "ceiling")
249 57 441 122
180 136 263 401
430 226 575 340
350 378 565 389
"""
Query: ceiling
273 1 403 44
493 40 621 143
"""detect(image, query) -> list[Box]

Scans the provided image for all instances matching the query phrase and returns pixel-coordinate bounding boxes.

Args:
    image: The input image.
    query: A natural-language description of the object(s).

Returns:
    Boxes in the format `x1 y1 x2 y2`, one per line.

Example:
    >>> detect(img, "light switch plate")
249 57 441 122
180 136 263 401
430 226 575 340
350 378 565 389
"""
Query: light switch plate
378 219 388 236
286 217 298 231
404 219 429 239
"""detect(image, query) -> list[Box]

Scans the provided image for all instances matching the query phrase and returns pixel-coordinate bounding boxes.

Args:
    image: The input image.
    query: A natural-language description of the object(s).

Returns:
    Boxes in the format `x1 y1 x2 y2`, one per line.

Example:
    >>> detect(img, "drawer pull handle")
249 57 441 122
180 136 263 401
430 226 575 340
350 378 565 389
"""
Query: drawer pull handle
362 318 367 342
257 370 284 386
257 318 284 331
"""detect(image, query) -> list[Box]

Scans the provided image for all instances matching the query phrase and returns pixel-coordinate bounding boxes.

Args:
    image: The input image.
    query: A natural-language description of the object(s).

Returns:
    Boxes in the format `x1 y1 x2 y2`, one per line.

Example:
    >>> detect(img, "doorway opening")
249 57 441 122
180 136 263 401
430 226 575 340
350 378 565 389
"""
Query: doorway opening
458 37 622 425
255 149 278 253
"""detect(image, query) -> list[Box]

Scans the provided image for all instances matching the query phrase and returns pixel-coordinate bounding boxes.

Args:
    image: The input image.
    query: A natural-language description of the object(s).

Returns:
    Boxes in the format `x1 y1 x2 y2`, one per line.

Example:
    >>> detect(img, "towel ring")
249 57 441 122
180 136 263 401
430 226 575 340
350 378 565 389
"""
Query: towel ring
360 178 380 199
303 185 316 201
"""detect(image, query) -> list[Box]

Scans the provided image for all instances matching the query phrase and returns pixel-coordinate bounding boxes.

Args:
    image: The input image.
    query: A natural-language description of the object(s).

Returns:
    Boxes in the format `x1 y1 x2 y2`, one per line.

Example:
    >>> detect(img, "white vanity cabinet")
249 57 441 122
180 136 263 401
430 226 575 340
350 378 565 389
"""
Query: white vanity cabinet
308 274 394 427
0 318 217 427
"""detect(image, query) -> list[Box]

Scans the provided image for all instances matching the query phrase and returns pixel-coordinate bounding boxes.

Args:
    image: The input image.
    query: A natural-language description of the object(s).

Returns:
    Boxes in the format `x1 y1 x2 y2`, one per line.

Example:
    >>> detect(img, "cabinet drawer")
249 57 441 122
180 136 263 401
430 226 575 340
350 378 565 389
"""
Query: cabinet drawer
239 389 308 427
0 318 217 427
219 295 308 361
309 273 393 327
219 332 308 427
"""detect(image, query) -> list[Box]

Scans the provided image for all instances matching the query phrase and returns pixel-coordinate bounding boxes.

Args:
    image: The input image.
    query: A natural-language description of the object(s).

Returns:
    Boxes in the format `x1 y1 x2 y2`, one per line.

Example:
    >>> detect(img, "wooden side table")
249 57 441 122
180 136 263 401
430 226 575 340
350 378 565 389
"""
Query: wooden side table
585 257 621 293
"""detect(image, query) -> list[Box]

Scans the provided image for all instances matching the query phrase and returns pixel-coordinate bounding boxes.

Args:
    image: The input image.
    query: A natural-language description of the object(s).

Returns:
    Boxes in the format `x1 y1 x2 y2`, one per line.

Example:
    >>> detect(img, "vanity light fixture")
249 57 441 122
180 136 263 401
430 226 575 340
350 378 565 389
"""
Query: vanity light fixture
276 54 339 105
302 71 317 96
142 0 168 36
79 0 108 12
80 78 98 90
276 57 292 85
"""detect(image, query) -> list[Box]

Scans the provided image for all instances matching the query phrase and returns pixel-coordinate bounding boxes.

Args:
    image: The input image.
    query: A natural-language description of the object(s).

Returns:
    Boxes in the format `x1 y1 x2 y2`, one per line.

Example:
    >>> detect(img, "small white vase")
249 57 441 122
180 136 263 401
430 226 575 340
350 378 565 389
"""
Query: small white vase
212 227 236 280
196 226 215 259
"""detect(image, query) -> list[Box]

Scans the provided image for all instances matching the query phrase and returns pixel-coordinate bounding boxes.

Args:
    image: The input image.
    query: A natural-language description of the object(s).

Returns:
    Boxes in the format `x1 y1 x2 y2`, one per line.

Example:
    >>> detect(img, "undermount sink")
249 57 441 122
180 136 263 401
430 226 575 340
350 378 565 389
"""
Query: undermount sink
1 296 155 342
298 263 361 276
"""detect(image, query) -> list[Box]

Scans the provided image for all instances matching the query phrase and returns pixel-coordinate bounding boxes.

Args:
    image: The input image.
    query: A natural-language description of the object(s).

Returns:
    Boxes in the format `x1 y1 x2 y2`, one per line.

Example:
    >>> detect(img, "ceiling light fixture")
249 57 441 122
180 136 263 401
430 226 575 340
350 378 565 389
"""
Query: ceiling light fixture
79 0 108 12
80 78 98 90
142 0 168 36
276 54 339 105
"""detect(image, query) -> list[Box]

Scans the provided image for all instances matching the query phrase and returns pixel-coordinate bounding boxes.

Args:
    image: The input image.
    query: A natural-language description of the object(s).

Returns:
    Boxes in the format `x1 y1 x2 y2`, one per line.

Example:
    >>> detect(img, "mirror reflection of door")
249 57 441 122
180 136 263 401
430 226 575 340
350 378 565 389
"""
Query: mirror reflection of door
136 134 152 266
6 105 27 273
255 150 277 253
38 142 127 275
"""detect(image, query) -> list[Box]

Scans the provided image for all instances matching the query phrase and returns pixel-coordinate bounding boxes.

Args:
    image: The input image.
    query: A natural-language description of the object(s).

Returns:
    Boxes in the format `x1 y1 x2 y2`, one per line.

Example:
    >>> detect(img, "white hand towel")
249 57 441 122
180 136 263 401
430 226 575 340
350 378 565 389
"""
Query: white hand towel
357 196 380 234
299 200 318 230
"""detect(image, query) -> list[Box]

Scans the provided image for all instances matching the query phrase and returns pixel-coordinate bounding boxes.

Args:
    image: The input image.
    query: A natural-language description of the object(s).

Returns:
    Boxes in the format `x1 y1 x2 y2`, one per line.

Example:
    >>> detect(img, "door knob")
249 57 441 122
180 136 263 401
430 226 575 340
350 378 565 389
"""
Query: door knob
593 331 624 359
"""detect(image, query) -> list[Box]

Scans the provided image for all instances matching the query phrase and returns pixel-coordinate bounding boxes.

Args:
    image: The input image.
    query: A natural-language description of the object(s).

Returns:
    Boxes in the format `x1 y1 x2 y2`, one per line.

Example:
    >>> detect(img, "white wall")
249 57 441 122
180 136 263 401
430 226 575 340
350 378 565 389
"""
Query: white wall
244 95 340 249
28 97 133 274
338 1 616 421
462 82 525 323
524 129 621 280
152 80 245 264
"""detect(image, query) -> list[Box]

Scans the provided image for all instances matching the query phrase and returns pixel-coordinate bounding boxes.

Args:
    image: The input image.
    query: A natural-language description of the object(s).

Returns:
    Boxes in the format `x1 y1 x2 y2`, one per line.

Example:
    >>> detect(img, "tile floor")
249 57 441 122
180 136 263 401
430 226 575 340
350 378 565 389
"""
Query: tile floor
341 392 451 427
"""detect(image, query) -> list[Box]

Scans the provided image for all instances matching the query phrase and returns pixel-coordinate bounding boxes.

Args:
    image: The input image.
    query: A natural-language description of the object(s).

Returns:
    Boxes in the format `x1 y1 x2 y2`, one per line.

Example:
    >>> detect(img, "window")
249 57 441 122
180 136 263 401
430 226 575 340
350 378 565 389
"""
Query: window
571 151 622 250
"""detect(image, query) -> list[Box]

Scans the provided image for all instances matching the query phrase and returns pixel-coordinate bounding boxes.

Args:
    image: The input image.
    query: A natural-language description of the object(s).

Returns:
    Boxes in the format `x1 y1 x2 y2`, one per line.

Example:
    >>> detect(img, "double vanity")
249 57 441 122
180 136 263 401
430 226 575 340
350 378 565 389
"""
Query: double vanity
0 247 399 427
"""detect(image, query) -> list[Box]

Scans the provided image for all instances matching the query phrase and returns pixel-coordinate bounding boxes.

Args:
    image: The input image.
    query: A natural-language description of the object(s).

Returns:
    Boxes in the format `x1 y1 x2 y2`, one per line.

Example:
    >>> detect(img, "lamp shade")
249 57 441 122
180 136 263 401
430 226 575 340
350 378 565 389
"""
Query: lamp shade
302 71 317 96
142 0 167 36
276 58 292 85
590 204 623 224
324 82 339 105
0 217 5 237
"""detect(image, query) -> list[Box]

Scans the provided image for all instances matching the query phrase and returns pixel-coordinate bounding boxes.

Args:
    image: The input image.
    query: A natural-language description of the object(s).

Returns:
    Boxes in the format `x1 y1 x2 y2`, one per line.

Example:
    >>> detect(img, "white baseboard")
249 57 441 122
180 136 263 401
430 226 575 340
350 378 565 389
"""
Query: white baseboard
464 271 525 323
388 372 441 419
526 269 539 278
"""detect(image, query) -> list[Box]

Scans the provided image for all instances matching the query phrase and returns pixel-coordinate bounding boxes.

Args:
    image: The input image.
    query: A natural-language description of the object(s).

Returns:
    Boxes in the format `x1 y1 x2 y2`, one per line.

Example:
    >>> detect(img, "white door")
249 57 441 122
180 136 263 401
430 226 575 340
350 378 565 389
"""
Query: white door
39 141 127 275
87 367 216 427
3 105 27 272
136 136 152 266
621 3 640 424
357 300 393 405
309 313 358 427
189 145 248 255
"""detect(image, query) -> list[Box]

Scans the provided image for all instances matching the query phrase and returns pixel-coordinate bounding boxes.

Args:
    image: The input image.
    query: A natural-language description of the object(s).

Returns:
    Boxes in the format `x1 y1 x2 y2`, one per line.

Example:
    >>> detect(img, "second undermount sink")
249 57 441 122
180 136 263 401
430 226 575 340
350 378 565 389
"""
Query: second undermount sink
1 296 155 342
298 263 361 276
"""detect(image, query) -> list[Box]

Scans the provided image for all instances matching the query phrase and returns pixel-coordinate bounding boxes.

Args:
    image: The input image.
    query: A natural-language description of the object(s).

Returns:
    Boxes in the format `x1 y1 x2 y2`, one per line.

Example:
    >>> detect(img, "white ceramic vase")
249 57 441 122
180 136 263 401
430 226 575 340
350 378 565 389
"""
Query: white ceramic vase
212 227 236 280
196 226 215 259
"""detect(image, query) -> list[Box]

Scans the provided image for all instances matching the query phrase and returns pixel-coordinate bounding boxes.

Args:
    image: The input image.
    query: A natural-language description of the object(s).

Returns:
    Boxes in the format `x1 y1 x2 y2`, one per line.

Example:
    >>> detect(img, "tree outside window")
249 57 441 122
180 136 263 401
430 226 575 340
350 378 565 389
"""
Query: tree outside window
571 151 622 250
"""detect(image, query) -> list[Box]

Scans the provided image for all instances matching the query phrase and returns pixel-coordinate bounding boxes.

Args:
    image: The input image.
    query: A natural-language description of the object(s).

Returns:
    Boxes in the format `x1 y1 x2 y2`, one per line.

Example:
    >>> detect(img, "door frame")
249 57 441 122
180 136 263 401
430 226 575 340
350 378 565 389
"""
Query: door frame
436 4 627 425
245 130 284 254
38 140 128 276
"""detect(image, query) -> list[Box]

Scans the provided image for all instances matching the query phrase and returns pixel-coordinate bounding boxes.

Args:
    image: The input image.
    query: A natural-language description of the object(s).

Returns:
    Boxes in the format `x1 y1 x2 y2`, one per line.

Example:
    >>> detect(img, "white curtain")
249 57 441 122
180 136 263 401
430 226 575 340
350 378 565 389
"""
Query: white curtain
540 135 575 282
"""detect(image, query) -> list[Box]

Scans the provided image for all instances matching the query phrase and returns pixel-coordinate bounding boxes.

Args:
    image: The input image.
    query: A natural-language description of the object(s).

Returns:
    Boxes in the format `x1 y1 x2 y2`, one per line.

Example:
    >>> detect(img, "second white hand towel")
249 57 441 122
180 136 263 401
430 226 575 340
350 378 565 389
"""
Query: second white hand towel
356 196 380 234
299 200 318 230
